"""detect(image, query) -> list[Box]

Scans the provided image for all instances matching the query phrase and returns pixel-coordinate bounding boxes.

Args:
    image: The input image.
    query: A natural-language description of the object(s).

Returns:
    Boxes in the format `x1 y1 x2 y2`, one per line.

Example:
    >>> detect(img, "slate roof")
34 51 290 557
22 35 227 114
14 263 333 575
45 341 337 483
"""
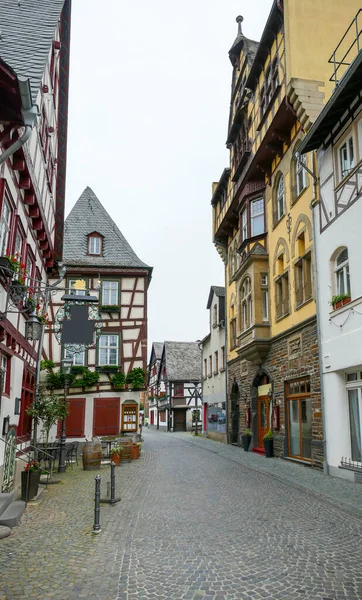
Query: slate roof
207 286 225 309
152 343 163 360
162 342 201 382
0 0 65 103
63 187 151 270
229 18 259 67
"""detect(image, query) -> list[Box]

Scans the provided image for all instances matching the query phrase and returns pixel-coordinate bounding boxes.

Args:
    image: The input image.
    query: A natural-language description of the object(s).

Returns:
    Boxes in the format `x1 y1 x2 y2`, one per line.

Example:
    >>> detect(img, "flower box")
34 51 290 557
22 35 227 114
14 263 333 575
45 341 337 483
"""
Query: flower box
332 296 351 310
21 469 41 501
99 305 121 313
96 365 120 374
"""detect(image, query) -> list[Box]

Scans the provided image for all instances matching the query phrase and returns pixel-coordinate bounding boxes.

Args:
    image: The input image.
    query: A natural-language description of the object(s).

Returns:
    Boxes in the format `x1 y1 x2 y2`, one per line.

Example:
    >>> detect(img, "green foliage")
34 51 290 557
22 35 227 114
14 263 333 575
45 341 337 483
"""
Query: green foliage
126 368 146 389
40 359 55 372
73 370 99 388
99 365 120 372
70 365 87 375
111 372 126 389
110 445 122 456
263 428 273 441
26 387 69 450
331 293 350 305
140 402 144 411
46 370 73 389
99 305 120 311
243 429 252 437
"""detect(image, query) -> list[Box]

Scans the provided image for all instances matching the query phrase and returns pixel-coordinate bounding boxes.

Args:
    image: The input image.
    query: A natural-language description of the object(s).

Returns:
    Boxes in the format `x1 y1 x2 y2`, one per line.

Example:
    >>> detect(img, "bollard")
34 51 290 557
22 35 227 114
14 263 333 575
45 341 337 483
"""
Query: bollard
100 461 121 504
106 481 111 498
92 474 101 534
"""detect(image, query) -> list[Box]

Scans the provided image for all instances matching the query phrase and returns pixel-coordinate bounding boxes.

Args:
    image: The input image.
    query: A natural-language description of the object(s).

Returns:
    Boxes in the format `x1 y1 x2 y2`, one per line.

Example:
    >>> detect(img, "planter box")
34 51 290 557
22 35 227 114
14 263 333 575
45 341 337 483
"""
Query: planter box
99 306 121 313
333 297 351 310
96 366 120 374
21 470 41 501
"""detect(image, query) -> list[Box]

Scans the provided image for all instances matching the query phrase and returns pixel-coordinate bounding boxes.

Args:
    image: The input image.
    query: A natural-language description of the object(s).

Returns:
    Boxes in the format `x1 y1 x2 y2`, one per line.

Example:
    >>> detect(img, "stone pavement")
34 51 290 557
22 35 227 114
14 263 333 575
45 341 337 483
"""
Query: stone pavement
0 429 362 600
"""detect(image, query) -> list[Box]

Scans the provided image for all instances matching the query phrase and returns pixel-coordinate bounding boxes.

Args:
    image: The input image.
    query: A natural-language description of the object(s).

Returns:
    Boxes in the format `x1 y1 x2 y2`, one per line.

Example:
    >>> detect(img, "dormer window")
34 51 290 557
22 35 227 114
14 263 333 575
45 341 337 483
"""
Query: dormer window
88 232 103 256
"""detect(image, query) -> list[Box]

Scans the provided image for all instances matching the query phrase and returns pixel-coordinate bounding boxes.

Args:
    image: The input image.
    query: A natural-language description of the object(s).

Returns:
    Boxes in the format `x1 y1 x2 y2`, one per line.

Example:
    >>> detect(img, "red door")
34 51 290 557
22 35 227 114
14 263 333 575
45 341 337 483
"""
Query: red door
150 411 154 425
93 398 120 436
57 398 85 438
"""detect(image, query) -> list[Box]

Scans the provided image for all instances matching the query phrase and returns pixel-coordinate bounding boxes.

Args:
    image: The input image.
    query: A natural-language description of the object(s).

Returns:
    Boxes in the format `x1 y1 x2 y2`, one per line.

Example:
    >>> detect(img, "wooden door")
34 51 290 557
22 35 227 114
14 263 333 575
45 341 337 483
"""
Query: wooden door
58 398 85 438
150 411 154 425
257 396 270 447
174 409 186 432
93 398 120 436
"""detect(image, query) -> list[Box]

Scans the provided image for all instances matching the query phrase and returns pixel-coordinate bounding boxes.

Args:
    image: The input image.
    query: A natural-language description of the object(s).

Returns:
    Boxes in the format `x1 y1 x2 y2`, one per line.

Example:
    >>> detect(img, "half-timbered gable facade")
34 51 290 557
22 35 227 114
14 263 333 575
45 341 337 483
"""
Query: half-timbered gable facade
157 342 201 432
147 342 164 428
0 0 71 476
299 14 362 480
46 187 152 439
212 1 361 466
200 286 226 442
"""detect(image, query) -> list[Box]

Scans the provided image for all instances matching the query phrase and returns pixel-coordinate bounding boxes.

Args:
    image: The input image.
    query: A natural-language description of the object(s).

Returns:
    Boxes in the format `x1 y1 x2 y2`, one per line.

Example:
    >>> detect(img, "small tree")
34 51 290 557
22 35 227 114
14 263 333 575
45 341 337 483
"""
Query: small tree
27 387 69 452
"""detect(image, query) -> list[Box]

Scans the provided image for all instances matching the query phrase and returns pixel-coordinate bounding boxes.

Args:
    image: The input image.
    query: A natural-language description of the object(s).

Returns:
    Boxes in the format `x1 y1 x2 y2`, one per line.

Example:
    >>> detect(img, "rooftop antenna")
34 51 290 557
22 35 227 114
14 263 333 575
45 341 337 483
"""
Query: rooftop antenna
236 15 243 36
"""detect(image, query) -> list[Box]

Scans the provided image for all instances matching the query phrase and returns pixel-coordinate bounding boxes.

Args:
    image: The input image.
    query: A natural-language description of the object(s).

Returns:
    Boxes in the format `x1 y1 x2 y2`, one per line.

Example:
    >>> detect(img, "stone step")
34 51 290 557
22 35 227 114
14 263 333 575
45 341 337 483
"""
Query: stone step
0 525 11 539
0 500 26 528
0 493 13 517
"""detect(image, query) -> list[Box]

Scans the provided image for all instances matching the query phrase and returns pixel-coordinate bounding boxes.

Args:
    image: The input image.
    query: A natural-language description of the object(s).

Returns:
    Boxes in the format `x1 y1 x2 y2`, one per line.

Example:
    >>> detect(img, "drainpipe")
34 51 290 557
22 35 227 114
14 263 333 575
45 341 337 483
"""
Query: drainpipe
0 76 38 166
295 151 328 474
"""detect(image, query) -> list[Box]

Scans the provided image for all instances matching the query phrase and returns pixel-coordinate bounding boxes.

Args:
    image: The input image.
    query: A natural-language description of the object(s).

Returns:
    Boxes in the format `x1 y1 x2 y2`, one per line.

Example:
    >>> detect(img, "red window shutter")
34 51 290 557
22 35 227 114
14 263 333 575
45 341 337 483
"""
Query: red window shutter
93 398 120 436
62 398 85 437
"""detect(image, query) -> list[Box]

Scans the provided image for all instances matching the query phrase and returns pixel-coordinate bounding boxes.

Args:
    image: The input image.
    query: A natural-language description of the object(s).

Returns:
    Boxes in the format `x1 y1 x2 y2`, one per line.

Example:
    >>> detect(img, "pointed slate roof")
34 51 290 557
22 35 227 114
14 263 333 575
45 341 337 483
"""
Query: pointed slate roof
207 286 225 309
161 342 201 382
0 0 66 103
63 187 151 270
229 16 259 67
152 343 164 361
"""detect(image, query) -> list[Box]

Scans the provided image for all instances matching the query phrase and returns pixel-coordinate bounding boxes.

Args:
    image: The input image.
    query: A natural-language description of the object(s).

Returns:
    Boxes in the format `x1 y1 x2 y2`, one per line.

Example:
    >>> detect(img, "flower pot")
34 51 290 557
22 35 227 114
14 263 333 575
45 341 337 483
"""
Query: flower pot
110 453 121 466
21 470 41 501
132 445 139 460
241 434 251 452
263 438 273 458
333 297 351 310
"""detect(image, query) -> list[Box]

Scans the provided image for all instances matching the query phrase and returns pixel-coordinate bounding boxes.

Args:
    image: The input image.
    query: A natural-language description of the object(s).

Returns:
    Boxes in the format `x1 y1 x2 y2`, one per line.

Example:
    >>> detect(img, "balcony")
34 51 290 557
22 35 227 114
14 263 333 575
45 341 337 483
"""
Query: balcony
237 324 271 365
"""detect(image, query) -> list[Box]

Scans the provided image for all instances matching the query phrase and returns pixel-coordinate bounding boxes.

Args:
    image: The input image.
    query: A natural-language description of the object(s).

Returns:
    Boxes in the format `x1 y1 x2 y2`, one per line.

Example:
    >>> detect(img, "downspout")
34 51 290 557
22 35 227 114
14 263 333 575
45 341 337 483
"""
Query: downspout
296 151 328 474
0 76 38 166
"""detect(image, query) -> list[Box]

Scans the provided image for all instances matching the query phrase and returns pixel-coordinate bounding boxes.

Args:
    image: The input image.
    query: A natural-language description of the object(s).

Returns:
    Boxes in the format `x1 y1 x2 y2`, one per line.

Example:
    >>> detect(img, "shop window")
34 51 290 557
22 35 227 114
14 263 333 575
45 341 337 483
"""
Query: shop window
286 377 312 461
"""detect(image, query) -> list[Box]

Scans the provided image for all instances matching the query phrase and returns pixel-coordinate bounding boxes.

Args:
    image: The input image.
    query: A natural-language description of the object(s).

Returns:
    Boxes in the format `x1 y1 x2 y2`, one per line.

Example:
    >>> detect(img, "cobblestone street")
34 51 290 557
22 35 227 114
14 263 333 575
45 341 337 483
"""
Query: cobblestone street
1 430 362 600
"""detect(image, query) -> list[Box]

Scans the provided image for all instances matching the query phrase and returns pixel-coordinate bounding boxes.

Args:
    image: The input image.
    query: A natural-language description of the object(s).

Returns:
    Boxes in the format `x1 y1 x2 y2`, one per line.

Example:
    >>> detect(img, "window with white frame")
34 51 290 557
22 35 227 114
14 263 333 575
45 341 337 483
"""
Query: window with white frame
296 153 307 197
0 199 11 257
68 279 87 296
98 334 119 365
261 273 269 321
241 208 247 242
64 348 85 366
251 198 264 237
276 176 285 222
346 371 362 462
338 135 355 180
102 281 119 306
88 235 102 255
241 277 252 331
335 248 350 296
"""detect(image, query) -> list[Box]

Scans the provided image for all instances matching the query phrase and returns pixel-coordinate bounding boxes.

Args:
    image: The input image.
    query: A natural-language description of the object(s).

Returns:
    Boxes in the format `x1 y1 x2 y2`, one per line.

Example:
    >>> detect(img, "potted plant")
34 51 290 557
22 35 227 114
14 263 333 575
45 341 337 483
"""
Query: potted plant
111 372 126 389
126 368 146 390
99 304 121 313
110 445 122 466
241 428 252 452
96 364 120 374
331 293 351 310
263 429 274 458
21 460 42 501
132 443 140 460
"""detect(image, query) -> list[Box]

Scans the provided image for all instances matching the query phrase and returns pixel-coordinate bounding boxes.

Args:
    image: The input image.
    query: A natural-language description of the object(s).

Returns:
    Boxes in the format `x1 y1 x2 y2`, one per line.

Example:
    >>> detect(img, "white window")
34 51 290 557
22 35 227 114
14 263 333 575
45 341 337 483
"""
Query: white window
241 208 247 242
335 248 350 296
346 372 362 462
0 199 11 257
261 274 269 321
102 281 119 306
89 235 101 255
64 348 85 366
1 355 7 393
99 335 119 365
251 198 264 236
276 176 285 221
338 135 354 180
69 279 87 296
296 153 307 196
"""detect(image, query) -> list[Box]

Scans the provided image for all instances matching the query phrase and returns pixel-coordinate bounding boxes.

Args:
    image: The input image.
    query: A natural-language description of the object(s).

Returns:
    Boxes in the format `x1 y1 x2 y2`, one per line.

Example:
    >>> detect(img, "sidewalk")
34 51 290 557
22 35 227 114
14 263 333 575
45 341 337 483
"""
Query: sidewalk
170 431 362 518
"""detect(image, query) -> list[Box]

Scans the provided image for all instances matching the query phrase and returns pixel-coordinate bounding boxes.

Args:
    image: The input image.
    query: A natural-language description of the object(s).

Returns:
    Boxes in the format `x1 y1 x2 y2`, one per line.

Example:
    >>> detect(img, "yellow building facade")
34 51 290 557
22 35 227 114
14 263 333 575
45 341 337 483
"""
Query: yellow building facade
212 0 361 467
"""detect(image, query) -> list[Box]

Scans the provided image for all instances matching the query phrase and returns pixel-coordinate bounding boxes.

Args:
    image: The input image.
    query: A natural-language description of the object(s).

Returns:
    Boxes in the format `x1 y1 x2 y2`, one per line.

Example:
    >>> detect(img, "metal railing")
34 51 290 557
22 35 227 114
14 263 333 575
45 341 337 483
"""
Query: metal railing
329 9 362 86
340 456 362 471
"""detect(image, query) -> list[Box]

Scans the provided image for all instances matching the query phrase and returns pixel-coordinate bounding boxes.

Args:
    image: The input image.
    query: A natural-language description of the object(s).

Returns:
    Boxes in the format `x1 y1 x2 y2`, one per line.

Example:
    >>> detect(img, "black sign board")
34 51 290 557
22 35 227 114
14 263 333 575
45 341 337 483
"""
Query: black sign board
61 305 95 345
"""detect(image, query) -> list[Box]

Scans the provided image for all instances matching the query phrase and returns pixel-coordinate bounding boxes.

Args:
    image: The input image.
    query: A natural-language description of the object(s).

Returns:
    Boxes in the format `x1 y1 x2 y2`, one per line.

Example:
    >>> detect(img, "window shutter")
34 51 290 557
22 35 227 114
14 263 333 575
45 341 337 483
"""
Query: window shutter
275 281 281 319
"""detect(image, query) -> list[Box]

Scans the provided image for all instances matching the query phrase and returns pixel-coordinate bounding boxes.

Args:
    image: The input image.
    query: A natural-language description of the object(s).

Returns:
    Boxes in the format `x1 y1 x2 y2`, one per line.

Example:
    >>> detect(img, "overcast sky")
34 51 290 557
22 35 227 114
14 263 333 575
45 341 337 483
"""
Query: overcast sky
65 0 272 349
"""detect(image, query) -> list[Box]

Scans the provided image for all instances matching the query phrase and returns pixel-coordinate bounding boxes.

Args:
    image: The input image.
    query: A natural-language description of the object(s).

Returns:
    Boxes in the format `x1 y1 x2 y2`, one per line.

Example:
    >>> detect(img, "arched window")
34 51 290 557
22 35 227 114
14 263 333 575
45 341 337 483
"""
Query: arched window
240 277 252 332
335 248 350 296
276 175 285 222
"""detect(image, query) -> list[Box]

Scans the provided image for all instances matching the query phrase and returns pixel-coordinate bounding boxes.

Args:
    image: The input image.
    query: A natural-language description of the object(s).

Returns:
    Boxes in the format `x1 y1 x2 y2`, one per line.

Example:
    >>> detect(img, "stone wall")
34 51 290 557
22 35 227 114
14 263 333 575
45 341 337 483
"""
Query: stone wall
227 317 323 468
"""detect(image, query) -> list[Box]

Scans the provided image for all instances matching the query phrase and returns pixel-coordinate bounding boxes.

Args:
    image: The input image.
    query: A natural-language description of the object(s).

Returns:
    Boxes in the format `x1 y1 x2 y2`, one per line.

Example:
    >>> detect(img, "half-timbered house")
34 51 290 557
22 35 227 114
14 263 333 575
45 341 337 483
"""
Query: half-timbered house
147 342 164 428
157 342 201 432
299 12 362 480
0 0 71 489
45 187 152 440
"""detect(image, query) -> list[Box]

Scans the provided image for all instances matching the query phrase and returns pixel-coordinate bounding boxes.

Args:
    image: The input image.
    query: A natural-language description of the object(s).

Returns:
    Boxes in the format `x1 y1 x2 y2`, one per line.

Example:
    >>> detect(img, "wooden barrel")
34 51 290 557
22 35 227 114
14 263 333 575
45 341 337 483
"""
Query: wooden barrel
82 438 102 470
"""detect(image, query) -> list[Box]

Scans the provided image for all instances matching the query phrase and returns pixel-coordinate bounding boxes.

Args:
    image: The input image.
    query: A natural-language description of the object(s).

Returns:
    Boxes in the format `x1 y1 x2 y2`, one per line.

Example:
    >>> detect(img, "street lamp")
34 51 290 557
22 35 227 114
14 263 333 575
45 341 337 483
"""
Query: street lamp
25 312 43 341
58 357 72 473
